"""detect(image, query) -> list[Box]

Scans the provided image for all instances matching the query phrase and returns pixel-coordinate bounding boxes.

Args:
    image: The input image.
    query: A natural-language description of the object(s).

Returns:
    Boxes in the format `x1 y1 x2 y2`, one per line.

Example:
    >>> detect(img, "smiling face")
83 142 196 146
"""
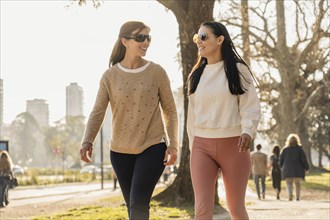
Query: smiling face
122 28 151 58
195 25 224 63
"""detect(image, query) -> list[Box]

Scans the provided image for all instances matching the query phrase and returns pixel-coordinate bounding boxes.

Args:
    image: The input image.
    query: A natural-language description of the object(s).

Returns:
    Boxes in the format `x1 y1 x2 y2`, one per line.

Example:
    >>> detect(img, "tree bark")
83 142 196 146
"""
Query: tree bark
241 0 250 66
153 0 215 206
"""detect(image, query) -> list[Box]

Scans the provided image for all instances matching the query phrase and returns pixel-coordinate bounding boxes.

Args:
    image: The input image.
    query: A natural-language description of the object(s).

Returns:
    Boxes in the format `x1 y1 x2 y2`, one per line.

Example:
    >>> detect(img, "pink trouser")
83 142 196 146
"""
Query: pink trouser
190 136 251 220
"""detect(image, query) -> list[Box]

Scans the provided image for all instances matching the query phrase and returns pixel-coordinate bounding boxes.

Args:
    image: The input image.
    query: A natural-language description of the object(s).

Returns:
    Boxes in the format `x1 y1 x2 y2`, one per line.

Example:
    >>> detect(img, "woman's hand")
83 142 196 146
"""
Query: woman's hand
163 147 177 166
238 133 252 152
80 143 93 163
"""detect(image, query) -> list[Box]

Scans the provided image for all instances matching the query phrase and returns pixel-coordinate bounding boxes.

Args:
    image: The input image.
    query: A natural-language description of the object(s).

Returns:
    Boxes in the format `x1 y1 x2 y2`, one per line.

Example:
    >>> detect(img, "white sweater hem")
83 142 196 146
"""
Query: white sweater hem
194 126 242 138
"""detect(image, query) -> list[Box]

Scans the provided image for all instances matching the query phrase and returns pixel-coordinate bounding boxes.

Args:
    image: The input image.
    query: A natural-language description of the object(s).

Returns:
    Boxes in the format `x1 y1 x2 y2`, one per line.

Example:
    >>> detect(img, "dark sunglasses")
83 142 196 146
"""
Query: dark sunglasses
125 34 151 42
193 32 217 43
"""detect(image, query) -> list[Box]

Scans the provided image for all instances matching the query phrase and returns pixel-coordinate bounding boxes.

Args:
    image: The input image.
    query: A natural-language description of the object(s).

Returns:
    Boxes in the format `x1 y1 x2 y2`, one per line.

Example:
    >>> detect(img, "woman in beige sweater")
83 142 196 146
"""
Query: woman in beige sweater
80 21 178 220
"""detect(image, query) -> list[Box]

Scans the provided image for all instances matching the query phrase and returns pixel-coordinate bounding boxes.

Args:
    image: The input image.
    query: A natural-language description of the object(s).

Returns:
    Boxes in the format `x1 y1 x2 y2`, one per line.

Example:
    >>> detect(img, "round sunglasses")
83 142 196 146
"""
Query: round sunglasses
125 34 151 42
193 32 218 44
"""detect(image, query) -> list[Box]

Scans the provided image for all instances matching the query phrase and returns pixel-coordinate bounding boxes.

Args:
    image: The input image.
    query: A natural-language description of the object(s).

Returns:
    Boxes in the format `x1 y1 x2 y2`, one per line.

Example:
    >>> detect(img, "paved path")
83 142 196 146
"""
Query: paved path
214 178 330 220
246 198 329 220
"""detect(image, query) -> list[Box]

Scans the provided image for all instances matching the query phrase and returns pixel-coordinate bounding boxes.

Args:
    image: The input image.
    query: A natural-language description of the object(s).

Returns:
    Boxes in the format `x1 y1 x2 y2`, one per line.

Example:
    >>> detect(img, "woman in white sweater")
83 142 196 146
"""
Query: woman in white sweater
187 21 261 220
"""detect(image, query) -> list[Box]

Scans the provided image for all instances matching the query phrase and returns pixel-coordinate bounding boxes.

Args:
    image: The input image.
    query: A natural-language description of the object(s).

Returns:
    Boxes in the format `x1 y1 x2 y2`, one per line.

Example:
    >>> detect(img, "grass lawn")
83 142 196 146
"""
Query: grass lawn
31 201 193 220
248 170 330 199
32 187 194 220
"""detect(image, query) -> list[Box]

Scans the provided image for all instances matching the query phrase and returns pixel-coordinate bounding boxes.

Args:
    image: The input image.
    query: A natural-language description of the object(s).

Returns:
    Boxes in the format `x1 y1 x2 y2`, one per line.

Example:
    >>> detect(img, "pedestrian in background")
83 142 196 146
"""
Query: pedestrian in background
112 170 118 191
80 21 178 220
269 145 282 200
187 21 261 220
280 134 309 201
251 144 268 200
0 151 14 207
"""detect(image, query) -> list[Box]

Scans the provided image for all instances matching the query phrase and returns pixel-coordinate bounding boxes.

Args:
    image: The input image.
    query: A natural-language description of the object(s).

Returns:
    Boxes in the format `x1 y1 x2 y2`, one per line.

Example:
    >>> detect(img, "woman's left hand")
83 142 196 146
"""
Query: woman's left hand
163 147 177 166
238 133 252 152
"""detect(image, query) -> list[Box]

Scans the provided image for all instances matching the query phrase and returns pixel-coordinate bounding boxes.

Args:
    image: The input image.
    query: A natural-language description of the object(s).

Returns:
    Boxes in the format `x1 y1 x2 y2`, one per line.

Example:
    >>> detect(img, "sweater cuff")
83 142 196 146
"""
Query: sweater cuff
167 146 178 152
81 141 93 146
242 128 254 139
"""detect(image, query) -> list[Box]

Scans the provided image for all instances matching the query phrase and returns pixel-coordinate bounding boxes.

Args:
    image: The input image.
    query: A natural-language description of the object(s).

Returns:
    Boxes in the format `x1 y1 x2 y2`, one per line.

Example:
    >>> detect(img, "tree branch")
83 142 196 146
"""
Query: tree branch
294 85 325 122
298 0 326 65
224 21 275 57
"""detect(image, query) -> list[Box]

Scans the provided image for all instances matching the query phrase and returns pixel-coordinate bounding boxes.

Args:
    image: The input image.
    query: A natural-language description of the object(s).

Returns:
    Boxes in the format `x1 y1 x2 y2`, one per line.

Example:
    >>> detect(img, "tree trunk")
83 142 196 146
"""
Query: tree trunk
275 0 298 147
154 0 216 207
274 1 315 170
318 148 323 168
241 0 250 66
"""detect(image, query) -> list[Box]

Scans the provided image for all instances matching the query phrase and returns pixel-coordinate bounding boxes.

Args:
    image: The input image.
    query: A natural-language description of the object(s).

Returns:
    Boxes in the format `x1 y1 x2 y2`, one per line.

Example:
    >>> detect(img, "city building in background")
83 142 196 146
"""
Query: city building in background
26 99 49 127
0 79 3 138
66 82 84 117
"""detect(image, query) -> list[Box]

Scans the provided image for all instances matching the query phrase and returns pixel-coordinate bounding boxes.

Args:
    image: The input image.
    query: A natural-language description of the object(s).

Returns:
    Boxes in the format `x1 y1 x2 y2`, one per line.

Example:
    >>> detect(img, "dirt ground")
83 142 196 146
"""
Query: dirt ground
0 187 329 220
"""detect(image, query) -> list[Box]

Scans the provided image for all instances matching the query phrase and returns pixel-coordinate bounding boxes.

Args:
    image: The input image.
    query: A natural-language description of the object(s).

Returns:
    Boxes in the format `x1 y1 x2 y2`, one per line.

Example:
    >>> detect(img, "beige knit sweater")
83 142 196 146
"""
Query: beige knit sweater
82 62 178 154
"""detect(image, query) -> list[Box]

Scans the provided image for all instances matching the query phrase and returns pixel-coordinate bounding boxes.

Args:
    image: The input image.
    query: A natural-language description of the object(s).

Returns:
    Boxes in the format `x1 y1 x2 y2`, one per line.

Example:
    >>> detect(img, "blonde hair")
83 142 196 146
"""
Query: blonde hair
284 133 302 148
109 21 150 67
0 151 13 171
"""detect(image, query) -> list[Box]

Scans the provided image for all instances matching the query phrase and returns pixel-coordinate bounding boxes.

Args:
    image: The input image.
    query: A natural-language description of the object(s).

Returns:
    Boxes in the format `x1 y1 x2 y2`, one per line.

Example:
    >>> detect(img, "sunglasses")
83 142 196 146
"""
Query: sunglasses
193 32 217 43
125 34 151 42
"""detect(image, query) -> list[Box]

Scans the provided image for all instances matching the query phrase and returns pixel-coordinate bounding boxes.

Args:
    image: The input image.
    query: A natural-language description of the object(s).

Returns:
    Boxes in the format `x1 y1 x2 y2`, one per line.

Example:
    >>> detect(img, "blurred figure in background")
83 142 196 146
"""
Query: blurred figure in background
251 144 268 200
0 151 14 207
269 145 282 200
162 166 171 183
280 134 309 201
112 170 118 190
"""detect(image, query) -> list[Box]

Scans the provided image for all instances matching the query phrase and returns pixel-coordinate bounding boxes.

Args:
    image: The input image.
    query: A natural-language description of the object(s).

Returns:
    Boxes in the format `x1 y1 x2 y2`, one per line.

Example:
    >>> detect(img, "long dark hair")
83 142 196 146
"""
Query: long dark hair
272 145 280 158
188 21 253 95
109 21 150 67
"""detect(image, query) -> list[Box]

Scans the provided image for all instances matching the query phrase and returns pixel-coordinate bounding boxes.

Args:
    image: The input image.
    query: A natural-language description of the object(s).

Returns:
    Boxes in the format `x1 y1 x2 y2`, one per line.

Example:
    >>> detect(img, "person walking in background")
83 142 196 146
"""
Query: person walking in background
112 170 118 191
80 21 178 220
187 21 261 220
280 134 309 201
251 144 268 200
269 145 282 200
0 151 14 207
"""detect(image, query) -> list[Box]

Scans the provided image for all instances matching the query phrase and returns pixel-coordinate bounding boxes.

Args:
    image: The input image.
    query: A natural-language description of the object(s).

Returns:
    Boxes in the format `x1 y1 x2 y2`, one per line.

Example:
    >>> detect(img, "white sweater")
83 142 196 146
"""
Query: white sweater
187 61 261 150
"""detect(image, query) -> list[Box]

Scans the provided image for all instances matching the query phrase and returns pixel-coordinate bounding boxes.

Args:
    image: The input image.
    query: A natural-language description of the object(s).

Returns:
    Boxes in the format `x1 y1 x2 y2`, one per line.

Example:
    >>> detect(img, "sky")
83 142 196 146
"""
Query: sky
1 0 183 125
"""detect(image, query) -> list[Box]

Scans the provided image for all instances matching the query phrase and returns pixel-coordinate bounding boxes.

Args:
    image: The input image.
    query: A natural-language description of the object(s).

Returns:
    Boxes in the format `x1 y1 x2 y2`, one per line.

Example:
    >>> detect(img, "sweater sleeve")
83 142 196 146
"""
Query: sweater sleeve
158 68 178 151
82 73 110 145
187 94 195 151
237 64 261 138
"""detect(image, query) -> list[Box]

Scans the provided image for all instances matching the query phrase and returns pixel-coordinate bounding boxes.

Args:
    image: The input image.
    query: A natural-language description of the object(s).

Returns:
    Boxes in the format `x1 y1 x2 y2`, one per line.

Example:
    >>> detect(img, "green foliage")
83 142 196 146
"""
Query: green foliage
15 169 93 186
44 116 85 168
9 112 41 166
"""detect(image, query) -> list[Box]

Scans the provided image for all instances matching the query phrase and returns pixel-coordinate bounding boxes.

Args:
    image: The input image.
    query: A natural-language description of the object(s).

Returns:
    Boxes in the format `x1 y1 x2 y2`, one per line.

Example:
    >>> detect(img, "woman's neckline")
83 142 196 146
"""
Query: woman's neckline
117 61 151 73
206 60 224 67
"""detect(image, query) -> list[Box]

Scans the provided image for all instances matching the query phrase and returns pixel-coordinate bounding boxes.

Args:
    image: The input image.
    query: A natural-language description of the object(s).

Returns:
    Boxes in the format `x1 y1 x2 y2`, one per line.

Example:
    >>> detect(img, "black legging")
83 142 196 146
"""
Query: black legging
110 143 166 220
272 169 282 192
0 176 10 207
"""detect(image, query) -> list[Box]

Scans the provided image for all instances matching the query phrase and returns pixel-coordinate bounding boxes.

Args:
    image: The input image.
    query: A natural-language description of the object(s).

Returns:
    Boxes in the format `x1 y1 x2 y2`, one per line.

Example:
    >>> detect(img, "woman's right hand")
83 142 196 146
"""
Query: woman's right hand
80 143 93 163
